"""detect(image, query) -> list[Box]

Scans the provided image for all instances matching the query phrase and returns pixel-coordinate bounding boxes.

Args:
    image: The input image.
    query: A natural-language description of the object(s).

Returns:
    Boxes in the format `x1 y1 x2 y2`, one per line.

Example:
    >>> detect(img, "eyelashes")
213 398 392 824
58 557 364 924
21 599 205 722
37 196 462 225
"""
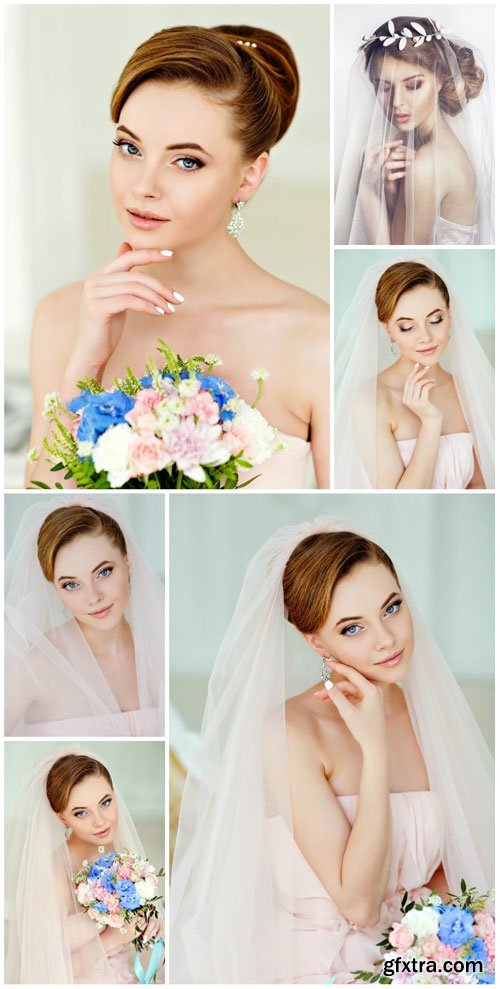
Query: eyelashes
340 598 403 637
61 567 114 592
73 796 113 819
112 139 205 172
398 316 444 333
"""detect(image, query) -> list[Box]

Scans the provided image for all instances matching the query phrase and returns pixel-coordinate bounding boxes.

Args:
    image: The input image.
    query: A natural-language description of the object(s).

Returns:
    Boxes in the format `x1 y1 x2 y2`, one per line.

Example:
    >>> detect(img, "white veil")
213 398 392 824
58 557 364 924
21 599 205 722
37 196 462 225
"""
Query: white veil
334 17 494 245
5 744 157 984
334 257 494 489
170 517 494 983
5 495 165 736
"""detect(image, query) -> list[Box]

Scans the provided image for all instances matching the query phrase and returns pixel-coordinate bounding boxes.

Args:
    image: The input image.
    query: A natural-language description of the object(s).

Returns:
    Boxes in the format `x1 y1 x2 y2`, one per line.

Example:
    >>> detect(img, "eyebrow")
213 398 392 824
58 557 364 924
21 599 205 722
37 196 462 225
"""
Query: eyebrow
57 560 114 583
375 74 424 84
116 125 212 157
396 308 443 322
71 792 112 812
335 592 400 627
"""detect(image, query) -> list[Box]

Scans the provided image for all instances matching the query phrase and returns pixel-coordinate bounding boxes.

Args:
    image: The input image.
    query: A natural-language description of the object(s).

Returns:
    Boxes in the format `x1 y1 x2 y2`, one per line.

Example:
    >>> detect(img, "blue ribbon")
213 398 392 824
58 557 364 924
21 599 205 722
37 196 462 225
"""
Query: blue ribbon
133 939 164 984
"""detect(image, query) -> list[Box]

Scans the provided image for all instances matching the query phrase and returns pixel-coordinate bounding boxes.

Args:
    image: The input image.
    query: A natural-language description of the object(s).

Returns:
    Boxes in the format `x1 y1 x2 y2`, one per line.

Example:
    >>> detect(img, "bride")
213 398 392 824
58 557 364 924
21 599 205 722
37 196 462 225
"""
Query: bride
5 747 164 983
335 259 494 489
5 496 164 736
335 14 494 245
25 24 329 490
170 518 493 983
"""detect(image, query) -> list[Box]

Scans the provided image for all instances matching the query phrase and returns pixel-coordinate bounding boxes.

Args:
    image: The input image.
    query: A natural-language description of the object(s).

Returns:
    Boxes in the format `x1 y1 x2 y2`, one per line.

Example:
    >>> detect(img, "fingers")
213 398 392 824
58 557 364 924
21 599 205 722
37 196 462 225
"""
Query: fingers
98 271 182 306
314 681 359 702
325 682 354 717
324 660 371 695
93 293 176 319
94 278 179 313
102 247 174 275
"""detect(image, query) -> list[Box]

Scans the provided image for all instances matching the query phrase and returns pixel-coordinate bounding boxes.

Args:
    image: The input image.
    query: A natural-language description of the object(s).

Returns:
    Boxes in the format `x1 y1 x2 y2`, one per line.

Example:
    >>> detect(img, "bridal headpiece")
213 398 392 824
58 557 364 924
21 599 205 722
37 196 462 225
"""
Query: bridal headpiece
362 19 451 51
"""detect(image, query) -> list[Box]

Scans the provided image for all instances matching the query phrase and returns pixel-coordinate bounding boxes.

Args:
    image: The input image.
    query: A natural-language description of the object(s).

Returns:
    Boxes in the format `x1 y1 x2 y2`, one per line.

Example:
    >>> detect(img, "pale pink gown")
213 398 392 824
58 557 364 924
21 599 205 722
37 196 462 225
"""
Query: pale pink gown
396 433 474 489
270 791 444 984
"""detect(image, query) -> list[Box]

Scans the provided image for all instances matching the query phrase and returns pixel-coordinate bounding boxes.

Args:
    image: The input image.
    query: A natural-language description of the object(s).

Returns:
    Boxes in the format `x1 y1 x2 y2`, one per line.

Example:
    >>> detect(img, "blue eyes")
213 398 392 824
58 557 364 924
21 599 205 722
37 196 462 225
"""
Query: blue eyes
61 567 113 592
112 140 204 171
74 797 112 819
340 599 402 637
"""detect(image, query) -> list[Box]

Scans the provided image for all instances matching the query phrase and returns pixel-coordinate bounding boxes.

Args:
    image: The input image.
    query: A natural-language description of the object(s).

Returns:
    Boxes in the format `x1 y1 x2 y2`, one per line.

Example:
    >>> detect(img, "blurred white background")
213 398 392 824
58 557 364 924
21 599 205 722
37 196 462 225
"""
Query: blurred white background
334 4 495 184
170 493 494 752
4 4 329 371
4 491 166 581
5 740 165 869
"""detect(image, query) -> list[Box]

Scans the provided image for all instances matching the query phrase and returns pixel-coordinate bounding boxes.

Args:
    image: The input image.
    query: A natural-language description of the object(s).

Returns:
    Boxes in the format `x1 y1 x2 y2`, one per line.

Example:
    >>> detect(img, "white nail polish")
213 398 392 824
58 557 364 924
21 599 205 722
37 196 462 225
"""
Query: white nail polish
155 306 165 315
173 292 185 303
424 365 430 370
160 250 173 256
414 362 420 369
167 302 176 313
325 680 334 692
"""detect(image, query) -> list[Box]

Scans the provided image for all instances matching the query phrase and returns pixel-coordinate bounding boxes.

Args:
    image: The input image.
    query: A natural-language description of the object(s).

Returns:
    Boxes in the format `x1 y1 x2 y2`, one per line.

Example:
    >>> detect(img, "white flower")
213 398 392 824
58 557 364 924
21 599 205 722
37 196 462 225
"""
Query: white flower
205 353 223 366
77 441 94 458
135 878 157 900
27 445 40 462
163 396 186 415
92 423 132 487
77 883 91 905
427 894 442 906
42 391 64 419
178 377 201 398
250 367 269 381
401 906 439 939
228 405 280 465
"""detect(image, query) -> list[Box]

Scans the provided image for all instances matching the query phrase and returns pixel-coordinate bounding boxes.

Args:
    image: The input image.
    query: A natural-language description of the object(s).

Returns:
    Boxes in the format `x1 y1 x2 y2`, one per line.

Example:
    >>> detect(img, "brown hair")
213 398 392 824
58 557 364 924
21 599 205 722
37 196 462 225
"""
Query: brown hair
282 531 399 635
375 261 450 323
363 16 484 116
110 24 299 161
46 754 113 813
37 506 127 582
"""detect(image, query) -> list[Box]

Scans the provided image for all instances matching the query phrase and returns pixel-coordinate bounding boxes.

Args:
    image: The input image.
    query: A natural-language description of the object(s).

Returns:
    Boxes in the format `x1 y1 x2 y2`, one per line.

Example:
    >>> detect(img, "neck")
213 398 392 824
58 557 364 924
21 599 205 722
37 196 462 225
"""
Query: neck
67 832 113 867
376 680 406 717
135 226 257 305
77 615 131 661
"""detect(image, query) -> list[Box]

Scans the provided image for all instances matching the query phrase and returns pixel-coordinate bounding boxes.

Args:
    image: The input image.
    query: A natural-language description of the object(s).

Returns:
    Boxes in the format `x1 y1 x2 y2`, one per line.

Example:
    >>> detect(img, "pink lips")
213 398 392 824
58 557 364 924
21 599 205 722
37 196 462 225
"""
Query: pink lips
127 208 169 230
417 346 437 356
394 113 410 124
95 826 111 837
89 603 113 619
375 650 403 668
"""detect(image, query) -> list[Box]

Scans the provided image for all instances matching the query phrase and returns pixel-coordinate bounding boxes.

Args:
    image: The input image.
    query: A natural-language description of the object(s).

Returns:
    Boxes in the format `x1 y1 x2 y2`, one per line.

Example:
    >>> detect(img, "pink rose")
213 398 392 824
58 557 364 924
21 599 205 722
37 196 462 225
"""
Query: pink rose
185 391 220 425
128 434 169 476
106 913 125 929
88 907 105 922
224 424 257 461
126 389 162 427
388 923 415 951
421 934 440 957
433 942 459 962
474 911 495 940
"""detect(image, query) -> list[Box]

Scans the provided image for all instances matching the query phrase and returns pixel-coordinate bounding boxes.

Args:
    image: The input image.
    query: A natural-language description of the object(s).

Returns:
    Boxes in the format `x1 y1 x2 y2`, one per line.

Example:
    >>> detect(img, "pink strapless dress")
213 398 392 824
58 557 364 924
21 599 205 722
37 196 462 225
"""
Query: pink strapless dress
270 791 444 984
396 433 474 489
239 432 312 489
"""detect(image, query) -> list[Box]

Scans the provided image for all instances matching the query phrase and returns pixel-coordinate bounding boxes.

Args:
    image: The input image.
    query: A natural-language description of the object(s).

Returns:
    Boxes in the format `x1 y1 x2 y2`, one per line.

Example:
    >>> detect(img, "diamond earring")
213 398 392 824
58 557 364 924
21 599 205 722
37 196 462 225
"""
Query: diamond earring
64 825 73 840
390 339 398 356
321 657 335 683
227 201 245 238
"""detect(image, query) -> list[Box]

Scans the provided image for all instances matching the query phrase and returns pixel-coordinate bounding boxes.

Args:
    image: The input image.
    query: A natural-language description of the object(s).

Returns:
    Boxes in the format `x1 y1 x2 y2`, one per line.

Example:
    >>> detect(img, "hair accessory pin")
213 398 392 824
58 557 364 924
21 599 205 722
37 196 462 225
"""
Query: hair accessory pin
362 19 450 51
236 39 258 49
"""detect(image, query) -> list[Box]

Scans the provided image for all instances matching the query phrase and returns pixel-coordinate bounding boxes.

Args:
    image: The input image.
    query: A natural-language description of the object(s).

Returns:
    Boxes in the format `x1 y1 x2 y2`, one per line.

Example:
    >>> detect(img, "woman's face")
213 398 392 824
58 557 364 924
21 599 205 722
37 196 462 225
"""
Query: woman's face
384 284 450 366
59 773 118 846
373 55 440 132
109 80 263 249
53 533 130 630
309 562 414 684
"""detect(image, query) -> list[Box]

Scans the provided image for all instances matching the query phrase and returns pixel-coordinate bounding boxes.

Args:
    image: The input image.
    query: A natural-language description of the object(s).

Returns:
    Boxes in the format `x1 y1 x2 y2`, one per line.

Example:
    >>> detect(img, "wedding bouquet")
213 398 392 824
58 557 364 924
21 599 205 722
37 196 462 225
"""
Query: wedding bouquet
30 341 284 489
73 849 165 983
352 882 495 984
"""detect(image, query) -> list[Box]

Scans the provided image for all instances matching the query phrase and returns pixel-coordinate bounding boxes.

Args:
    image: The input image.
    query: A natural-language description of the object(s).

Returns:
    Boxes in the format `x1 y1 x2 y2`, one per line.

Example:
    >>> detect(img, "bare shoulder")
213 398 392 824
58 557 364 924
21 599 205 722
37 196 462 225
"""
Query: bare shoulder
253 265 329 338
32 280 83 342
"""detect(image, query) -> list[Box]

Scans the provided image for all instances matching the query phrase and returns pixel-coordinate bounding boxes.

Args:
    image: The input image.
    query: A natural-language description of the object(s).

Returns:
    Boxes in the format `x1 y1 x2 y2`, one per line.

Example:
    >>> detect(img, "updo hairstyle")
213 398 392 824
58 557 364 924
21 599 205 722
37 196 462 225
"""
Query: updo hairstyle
282 531 400 634
375 261 450 323
110 24 300 161
363 16 484 116
46 754 113 814
37 506 127 583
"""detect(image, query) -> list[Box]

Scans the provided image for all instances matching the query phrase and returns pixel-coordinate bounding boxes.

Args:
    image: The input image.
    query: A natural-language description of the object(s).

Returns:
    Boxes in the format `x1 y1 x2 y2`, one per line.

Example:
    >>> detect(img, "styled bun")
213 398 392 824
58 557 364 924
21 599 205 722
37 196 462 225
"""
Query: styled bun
110 24 299 161
439 43 484 116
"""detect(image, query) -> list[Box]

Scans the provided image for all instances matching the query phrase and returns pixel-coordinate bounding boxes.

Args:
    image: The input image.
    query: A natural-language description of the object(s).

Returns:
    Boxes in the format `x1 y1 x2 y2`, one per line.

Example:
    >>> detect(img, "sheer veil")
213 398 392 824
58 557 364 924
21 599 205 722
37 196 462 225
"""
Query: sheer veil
5 745 150 983
5 494 165 736
334 19 494 245
170 518 494 983
334 257 494 489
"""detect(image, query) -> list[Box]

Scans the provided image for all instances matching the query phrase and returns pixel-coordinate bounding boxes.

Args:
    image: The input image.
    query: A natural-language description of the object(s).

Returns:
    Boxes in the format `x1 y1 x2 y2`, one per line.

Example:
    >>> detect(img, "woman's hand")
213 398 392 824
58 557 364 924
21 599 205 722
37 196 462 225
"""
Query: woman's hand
362 141 415 193
315 661 387 752
140 912 164 945
402 363 443 427
67 243 183 384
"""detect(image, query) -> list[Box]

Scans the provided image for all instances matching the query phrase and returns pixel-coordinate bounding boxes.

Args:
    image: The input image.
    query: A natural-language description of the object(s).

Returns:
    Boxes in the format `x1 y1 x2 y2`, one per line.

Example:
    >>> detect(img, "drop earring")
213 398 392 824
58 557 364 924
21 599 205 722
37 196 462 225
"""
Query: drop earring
64 824 73 840
390 339 398 356
321 657 335 684
227 201 245 238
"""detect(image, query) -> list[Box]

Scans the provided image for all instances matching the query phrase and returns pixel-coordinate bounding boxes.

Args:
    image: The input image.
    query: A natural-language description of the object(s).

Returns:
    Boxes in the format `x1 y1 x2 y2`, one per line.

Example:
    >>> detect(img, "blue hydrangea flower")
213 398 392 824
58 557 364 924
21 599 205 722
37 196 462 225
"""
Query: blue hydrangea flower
68 390 135 445
99 871 117 894
478 974 495 983
88 852 117 880
463 937 489 965
115 879 141 911
139 375 153 388
437 906 475 947
93 901 109 913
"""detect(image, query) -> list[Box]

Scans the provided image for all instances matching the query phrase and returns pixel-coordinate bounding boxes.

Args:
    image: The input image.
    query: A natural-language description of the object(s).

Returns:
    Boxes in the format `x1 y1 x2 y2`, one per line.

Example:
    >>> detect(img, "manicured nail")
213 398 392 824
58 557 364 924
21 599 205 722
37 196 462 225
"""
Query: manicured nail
414 362 420 369
325 658 337 665
155 306 165 315
167 302 176 313
424 365 430 370
314 690 323 697
325 680 334 692
173 291 185 303
160 249 173 256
